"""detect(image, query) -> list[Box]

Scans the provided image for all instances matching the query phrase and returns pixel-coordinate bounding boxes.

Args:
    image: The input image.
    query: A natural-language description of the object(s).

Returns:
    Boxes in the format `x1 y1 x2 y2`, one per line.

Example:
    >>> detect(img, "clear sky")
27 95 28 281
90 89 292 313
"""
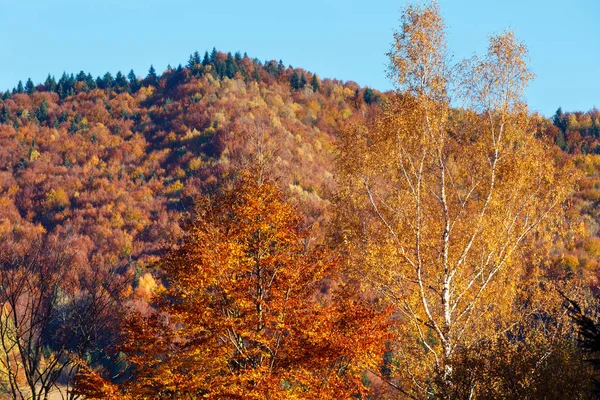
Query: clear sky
1 0 598 116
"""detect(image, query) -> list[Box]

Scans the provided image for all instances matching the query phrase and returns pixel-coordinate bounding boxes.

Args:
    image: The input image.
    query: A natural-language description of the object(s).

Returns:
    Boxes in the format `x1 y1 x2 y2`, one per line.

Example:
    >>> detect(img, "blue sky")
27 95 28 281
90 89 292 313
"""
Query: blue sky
1 0 598 116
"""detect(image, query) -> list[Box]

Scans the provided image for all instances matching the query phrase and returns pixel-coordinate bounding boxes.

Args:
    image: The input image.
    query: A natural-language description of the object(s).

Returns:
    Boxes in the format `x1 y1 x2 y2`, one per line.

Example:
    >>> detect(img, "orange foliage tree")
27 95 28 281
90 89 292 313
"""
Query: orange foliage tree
76 171 388 399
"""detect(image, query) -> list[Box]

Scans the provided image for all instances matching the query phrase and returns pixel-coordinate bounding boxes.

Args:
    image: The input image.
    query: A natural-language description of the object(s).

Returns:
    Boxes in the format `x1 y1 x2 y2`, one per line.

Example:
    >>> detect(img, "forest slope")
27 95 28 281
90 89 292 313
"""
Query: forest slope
0 51 382 284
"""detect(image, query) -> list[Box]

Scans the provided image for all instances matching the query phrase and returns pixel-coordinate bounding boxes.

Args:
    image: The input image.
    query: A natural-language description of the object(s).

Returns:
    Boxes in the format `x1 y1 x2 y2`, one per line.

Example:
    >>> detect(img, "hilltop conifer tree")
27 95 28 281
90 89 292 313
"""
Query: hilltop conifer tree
114 71 128 92
146 65 158 85
44 75 57 92
25 78 35 95
225 52 237 78
127 69 139 92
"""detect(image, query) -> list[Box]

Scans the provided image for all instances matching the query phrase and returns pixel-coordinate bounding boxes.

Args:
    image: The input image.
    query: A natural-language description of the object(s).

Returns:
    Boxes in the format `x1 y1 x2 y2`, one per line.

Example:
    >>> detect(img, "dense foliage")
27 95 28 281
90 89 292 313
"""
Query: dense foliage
1 2 600 398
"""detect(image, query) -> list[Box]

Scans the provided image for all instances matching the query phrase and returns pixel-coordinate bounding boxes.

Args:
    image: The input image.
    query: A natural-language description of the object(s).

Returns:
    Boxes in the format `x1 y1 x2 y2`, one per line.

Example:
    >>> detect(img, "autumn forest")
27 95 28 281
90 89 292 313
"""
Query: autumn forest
2 2 600 399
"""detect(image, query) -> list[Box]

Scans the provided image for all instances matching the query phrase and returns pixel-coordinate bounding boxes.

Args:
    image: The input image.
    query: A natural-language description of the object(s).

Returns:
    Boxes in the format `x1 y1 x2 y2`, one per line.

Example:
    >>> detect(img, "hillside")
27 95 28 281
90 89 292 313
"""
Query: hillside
0 51 383 277
1 38 600 398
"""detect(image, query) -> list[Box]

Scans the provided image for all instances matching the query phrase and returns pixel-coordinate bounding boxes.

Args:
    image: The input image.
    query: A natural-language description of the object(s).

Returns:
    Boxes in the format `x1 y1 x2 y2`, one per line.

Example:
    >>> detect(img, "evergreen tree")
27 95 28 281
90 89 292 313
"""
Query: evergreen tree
0 105 9 123
76 71 87 83
57 82 66 99
290 71 300 90
234 51 242 63
35 99 49 122
147 65 158 85
363 88 378 104
278 60 285 75
114 71 128 92
44 75 57 92
16 80 24 94
592 118 600 138
299 73 307 89
25 78 35 95
188 51 201 74
86 73 97 90
102 72 114 90
202 51 210 66
127 69 139 92
224 52 237 78
210 47 218 63
553 107 567 132
311 73 320 92
556 130 568 151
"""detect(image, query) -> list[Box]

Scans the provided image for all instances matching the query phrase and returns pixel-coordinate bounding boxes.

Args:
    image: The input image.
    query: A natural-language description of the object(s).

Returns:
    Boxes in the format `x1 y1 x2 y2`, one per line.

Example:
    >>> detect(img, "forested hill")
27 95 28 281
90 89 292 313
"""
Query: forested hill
0 50 383 277
3 48 600 292
4 38 600 398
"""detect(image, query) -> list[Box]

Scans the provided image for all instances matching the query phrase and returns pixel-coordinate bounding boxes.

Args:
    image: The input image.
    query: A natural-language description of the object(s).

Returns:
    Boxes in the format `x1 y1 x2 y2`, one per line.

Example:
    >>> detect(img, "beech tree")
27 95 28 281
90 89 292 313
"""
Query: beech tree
76 171 387 399
336 2 573 397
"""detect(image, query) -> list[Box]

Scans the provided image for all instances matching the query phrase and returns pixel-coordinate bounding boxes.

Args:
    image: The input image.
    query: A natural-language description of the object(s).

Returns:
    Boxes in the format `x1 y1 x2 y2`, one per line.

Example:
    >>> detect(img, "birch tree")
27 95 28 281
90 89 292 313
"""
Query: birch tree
336 2 573 397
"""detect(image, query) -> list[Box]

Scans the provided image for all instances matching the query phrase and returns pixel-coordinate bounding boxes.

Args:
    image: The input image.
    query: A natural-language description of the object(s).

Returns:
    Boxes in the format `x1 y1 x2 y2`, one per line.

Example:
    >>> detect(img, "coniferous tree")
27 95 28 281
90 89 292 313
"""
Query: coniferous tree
36 99 49 122
16 80 24 94
114 71 128 92
210 47 218 63
553 107 568 133
556 131 568 151
188 51 201 75
363 88 378 104
202 51 210 66
44 75 57 92
127 70 139 92
0 105 9 123
311 73 320 92
76 71 87 83
102 72 114 90
299 73 307 89
25 78 35 95
290 71 300 90
86 73 97 90
224 52 237 78
146 65 158 85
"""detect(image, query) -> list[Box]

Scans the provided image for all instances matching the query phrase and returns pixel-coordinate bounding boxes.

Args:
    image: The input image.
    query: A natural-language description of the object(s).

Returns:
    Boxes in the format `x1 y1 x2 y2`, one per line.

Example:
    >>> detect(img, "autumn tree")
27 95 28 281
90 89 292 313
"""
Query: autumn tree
336 2 573 397
0 232 122 400
76 172 387 399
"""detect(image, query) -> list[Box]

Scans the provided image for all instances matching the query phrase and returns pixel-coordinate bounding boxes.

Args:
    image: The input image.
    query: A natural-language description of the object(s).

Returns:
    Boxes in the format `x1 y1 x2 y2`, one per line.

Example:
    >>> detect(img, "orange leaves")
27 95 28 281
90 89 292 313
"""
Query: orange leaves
76 171 387 399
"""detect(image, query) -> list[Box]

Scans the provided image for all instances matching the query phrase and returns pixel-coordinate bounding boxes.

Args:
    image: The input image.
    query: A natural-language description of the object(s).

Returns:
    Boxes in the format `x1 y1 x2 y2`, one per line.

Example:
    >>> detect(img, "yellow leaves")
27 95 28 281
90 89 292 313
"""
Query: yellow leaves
165 180 184 197
336 1 574 396
44 188 69 211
